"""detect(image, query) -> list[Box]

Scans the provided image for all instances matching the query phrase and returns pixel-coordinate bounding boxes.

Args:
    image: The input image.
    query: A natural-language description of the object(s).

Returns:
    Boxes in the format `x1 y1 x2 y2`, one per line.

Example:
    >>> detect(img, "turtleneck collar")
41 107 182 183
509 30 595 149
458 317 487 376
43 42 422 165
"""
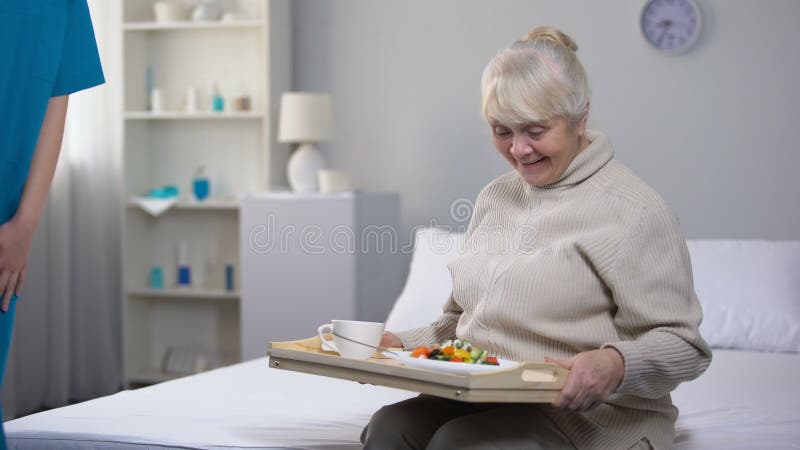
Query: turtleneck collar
523 129 614 191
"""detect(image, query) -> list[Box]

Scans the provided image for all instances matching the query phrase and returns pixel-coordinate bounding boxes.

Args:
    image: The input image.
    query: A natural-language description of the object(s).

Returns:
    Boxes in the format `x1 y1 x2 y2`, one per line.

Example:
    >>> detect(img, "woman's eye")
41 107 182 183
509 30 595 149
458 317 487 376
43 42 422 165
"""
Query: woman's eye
528 130 544 139
493 128 511 137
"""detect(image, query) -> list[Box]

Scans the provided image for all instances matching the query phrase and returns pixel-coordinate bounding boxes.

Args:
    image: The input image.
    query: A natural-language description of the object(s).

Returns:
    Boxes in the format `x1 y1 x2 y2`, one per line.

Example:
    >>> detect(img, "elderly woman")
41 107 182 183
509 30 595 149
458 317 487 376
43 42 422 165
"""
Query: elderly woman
361 27 711 450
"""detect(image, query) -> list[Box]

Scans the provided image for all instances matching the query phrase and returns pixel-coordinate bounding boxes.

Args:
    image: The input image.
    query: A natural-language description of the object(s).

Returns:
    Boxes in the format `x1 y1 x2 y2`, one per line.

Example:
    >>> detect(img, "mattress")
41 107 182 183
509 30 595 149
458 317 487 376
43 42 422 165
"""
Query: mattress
5 349 800 450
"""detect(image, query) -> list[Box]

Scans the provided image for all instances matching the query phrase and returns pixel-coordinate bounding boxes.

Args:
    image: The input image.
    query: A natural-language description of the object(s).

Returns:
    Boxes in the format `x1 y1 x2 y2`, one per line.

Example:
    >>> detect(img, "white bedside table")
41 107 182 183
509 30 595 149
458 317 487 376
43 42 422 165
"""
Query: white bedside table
239 191 405 360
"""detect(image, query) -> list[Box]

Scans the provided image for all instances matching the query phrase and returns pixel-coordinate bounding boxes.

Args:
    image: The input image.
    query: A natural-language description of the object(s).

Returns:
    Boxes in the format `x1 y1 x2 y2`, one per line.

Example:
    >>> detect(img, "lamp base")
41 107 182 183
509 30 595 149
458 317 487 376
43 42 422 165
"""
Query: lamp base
287 143 326 193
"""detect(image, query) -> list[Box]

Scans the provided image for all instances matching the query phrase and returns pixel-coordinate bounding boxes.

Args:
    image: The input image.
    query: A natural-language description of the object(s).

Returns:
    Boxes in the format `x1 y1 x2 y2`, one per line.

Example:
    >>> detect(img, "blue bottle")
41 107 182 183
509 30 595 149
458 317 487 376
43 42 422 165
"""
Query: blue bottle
177 242 191 288
224 264 234 292
149 265 164 290
193 165 210 201
211 82 224 112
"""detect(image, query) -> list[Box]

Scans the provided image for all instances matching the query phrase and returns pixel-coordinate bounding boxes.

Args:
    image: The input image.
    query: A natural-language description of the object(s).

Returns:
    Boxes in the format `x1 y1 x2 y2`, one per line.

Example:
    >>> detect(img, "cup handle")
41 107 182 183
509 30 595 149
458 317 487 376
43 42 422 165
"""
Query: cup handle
317 323 334 351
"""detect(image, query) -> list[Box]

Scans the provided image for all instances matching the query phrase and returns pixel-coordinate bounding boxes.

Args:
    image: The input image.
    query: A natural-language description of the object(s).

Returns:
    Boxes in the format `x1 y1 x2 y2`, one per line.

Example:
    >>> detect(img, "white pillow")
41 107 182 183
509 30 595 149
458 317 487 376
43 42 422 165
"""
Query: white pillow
384 228 464 331
688 240 800 353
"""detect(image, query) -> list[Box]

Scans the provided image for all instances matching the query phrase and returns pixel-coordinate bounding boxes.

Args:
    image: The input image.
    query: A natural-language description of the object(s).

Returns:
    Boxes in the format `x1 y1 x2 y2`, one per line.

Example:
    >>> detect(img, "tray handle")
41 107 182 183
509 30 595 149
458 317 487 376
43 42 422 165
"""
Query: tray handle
469 361 569 390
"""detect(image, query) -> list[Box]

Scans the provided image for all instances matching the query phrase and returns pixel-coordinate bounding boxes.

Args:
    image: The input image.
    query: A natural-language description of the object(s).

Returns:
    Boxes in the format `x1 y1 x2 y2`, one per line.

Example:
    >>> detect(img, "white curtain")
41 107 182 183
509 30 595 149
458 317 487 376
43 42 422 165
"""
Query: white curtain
1 0 123 419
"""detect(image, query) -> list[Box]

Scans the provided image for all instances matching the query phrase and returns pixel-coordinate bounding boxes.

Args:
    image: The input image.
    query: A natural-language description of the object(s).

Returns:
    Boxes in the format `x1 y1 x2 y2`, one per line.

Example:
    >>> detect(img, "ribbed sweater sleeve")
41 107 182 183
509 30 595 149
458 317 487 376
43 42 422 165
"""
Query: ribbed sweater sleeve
394 292 462 350
601 201 712 399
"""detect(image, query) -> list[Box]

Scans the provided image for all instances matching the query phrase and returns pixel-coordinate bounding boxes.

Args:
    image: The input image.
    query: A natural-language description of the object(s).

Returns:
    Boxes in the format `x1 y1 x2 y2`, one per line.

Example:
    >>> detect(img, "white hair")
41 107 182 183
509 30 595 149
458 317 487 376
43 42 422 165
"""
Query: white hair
481 27 590 127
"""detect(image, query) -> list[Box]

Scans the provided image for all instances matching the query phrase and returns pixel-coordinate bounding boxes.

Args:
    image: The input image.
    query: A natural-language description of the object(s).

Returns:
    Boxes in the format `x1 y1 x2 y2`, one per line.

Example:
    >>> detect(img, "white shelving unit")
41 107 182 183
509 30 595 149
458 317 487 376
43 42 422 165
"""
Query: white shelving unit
119 0 290 386
126 198 240 211
123 19 264 31
128 288 240 301
124 111 265 120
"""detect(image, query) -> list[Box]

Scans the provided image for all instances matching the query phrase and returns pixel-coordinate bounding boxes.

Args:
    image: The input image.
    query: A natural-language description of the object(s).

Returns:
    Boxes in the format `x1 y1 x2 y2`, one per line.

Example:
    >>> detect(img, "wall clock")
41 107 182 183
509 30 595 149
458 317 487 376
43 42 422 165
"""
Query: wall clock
641 0 703 54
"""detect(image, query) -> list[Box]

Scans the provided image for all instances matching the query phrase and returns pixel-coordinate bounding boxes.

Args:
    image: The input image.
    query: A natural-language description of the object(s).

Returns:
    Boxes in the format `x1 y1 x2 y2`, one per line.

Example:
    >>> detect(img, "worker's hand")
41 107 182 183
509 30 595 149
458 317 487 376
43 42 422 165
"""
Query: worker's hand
546 347 625 412
0 218 34 312
380 331 403 348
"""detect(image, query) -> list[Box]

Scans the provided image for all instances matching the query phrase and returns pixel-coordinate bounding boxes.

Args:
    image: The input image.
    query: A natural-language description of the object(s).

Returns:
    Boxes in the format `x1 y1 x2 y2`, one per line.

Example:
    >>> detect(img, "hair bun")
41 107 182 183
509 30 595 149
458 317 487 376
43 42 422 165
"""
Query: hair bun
521 26 578 52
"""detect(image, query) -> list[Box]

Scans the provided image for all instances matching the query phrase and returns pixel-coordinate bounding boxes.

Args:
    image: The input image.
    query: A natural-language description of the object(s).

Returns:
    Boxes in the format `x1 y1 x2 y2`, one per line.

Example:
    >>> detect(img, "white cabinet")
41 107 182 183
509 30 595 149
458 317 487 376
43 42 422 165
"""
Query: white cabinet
119 0 290 386
240 193 406 360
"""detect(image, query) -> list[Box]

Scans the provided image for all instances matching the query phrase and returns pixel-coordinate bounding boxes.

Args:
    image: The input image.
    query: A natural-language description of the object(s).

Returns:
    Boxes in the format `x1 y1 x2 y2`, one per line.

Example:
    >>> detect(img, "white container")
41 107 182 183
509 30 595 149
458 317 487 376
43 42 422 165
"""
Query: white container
185 87 199 114
191 0 224 22
317 169 353 194
150 88 163 113
153 2 187 23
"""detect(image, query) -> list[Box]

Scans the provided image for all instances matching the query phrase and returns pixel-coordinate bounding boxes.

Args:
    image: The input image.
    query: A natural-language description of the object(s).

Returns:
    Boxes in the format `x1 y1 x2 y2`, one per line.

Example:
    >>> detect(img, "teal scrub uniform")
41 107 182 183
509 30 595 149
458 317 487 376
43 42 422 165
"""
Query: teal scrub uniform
0 0 104 445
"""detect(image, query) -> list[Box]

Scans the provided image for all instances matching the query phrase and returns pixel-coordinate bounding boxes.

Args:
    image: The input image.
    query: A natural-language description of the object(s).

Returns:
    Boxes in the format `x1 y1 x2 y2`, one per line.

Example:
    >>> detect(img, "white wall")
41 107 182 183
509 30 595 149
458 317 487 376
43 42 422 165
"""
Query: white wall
292 0 800 240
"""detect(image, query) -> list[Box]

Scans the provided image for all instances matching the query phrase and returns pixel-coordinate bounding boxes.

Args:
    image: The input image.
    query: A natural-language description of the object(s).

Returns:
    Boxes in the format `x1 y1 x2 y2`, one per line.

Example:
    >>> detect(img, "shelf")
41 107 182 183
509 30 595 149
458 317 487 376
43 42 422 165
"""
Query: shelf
128 288 240 301
123 20 263 32
125 111 263 121
127 199 240 212
173 200 241 210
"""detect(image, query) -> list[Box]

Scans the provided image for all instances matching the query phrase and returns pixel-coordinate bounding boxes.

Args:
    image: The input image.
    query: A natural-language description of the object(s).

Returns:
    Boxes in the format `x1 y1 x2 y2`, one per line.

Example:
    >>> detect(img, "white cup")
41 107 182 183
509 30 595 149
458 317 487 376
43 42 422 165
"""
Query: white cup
317 169 353 194
317 320 384 359
153 2 185 22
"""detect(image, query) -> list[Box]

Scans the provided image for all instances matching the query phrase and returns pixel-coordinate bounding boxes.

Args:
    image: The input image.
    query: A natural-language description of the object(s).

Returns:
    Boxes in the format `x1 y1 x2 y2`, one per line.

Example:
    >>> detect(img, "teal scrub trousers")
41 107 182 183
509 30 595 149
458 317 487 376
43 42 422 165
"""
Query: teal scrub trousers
0 0 104 446
0 300 15 448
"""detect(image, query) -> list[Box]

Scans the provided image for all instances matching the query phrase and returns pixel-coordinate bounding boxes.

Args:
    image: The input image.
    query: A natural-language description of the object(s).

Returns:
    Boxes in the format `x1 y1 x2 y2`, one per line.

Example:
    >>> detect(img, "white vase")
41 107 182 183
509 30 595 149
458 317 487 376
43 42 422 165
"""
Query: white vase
287 143 326 193
191 0 223 21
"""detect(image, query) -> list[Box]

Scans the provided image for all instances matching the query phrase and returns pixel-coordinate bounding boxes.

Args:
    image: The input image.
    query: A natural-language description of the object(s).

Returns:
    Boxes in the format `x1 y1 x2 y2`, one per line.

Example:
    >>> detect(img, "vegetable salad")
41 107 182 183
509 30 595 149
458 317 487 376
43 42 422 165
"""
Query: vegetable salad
411 339 499 365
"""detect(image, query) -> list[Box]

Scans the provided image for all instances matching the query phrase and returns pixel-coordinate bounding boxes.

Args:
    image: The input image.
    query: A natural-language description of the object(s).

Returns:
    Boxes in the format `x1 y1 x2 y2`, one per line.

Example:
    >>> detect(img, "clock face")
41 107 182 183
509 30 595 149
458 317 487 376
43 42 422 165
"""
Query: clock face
641 0 702 54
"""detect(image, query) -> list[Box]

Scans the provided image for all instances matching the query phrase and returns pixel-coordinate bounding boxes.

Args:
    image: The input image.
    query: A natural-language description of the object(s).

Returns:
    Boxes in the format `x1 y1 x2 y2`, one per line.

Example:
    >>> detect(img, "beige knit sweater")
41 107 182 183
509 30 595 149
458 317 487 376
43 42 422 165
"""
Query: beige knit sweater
395 130 712 450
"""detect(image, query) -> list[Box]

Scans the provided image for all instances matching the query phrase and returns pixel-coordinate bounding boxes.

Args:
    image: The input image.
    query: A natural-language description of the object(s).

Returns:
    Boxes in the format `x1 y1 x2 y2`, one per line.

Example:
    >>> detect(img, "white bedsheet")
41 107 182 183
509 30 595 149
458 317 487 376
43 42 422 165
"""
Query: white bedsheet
6 358 414 450
6 350 800 449
671 349 800 449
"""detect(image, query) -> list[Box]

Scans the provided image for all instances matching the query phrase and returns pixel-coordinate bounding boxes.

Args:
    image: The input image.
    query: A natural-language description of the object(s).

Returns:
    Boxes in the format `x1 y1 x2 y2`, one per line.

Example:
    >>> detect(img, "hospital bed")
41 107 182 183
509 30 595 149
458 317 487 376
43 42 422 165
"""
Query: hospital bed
6 229 800 449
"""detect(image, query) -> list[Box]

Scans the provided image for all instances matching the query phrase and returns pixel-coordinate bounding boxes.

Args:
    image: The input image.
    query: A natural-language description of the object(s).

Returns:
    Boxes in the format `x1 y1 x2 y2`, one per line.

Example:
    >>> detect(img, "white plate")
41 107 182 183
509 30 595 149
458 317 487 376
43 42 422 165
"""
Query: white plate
383 351 518 374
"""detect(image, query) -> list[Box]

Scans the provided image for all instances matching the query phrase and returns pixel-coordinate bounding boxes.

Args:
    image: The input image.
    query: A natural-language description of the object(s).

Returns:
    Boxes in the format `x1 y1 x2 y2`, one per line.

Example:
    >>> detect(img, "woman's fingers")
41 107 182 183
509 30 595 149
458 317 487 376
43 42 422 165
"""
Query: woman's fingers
380 332 402 348
554 367 583 409
550 352 611 411
545 355 573 370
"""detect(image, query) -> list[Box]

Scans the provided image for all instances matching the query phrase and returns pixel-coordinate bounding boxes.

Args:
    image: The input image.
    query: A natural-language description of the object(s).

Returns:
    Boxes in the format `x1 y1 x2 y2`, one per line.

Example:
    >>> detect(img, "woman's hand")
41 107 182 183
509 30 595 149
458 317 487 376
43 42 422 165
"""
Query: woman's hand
380 331 403 348
546 347 625 412
0 218 35 312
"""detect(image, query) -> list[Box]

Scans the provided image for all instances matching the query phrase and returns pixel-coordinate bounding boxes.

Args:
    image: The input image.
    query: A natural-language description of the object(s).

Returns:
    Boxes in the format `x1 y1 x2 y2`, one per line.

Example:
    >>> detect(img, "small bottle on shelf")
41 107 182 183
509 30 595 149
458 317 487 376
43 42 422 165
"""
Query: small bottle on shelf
185 86 199 114
211 82 225 112
149 265 164 290
224 264 234 292
150 87 164 113
177 242 192 288
192 165 210 201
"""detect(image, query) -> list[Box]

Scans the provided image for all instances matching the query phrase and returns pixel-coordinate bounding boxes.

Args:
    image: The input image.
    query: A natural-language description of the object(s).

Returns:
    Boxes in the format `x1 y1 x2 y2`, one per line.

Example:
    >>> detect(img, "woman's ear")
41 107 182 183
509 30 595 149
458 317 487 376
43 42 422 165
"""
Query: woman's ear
577 104 590 137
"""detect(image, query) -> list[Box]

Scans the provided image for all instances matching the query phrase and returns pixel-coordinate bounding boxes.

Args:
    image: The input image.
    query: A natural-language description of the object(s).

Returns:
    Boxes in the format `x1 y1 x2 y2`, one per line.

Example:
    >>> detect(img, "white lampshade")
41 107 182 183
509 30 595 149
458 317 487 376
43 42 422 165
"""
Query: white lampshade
278 92 333 143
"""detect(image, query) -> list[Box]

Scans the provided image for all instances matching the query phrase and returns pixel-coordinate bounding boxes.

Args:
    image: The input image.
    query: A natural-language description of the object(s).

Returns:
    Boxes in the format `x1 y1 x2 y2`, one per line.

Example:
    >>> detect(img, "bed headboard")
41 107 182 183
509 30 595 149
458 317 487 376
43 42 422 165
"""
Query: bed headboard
386 228 800 354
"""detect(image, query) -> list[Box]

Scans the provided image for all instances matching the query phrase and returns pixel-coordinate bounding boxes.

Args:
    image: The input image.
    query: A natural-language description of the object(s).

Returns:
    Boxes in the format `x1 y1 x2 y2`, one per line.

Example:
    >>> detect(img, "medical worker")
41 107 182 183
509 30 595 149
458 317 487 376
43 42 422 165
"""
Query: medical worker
0 0 104 446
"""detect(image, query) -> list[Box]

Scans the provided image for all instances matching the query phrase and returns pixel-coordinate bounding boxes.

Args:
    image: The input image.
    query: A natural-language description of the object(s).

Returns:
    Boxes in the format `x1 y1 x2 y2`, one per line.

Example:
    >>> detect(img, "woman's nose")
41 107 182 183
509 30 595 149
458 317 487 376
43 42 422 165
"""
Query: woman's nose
510 134 532 159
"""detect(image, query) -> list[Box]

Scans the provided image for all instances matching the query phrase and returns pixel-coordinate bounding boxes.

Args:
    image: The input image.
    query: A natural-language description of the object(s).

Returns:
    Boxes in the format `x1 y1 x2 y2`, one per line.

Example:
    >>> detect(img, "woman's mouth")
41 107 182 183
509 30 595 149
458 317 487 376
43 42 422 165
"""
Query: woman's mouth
522 158 547 167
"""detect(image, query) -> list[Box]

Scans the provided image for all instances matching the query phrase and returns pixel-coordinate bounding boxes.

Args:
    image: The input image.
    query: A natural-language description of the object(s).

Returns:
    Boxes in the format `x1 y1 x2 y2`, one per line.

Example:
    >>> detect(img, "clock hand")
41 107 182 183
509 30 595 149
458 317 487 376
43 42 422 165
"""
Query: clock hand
656 20 673 47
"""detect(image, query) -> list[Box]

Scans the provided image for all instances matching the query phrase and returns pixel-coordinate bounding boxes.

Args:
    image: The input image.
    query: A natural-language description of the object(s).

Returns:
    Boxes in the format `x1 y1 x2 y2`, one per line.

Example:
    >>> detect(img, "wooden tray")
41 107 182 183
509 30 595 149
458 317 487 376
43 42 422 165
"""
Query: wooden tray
267 336 568 403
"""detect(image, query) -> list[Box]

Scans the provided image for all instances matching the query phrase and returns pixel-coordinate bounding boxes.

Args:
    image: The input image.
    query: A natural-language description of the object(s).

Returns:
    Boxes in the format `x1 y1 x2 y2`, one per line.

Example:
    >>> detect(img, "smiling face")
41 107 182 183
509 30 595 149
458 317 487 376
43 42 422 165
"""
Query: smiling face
490 115 589 186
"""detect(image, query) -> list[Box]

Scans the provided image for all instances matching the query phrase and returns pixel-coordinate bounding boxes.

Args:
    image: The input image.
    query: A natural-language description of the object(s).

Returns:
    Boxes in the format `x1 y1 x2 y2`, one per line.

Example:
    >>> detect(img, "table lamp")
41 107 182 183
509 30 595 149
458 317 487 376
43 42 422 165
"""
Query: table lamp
278 92 333 193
